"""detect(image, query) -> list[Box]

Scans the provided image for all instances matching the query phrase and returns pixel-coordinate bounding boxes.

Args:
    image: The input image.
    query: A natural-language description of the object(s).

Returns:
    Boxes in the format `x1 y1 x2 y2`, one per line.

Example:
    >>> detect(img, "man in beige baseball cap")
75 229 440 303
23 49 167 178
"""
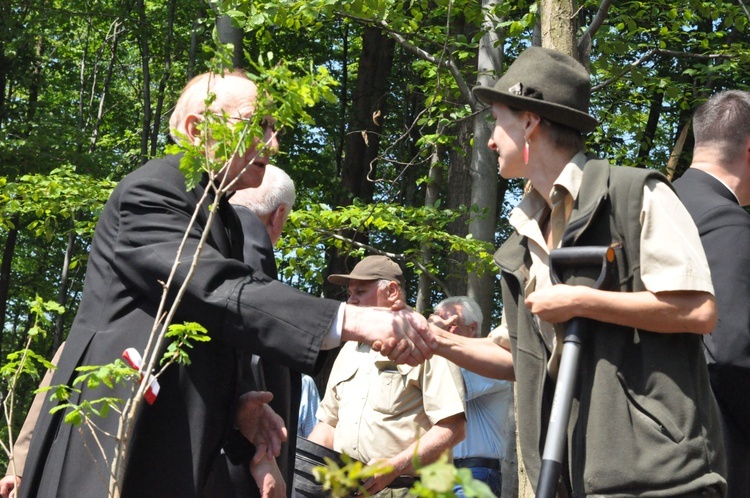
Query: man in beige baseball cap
327 255 406 300
308 255 466 497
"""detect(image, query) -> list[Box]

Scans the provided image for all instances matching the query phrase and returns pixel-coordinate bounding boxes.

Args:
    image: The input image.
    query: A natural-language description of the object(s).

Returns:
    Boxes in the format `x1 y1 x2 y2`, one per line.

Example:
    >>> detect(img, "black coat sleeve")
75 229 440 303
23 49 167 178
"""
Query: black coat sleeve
104 159 339 373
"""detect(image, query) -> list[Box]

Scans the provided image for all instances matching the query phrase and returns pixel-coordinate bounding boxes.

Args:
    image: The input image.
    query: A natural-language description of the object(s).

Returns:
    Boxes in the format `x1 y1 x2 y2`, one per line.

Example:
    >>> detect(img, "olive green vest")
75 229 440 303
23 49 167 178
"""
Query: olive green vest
495 158 726 496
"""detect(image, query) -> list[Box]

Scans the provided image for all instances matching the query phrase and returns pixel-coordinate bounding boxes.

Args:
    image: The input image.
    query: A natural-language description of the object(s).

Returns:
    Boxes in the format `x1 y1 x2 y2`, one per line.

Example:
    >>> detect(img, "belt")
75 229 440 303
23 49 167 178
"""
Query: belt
388 475 417 489
454 457 500 470
675 486 723 498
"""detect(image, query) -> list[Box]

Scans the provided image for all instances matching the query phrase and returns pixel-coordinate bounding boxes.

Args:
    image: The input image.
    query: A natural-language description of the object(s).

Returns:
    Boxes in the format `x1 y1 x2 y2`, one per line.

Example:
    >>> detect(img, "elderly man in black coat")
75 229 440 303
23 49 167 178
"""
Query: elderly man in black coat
204 164 300 498
19 70 434 498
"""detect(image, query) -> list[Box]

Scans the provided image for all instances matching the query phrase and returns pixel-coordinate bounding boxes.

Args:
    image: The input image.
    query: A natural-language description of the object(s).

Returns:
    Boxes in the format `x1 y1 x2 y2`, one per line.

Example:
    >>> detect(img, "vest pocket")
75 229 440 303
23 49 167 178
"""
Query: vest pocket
616 371 685 444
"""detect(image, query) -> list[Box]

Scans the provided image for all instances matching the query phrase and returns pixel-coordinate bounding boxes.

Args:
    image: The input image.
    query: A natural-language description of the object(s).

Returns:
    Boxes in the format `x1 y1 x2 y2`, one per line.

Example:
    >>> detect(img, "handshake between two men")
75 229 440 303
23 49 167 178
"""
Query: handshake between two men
233 302 444 497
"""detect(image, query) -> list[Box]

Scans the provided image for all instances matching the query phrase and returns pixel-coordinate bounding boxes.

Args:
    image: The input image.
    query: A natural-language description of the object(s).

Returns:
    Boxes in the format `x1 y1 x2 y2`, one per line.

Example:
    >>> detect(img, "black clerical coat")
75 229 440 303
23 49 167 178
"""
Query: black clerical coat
20 155 339 498
204 206 304 498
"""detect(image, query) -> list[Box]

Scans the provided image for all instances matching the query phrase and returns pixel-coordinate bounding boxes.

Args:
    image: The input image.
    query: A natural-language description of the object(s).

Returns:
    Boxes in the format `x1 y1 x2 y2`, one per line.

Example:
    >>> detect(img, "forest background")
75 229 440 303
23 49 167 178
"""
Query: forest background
1 0 749 490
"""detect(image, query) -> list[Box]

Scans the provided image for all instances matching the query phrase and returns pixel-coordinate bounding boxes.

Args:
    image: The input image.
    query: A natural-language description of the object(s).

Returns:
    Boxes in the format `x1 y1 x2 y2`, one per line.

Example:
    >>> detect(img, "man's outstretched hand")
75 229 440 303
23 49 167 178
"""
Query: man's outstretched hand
235 391 288 463
427 313 458 332
342 305 437 366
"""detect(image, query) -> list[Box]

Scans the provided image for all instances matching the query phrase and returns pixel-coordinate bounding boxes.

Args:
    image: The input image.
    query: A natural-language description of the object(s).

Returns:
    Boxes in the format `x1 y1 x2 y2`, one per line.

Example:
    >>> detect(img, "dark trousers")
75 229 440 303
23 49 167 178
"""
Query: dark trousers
718 399 750 498
453 467 502 498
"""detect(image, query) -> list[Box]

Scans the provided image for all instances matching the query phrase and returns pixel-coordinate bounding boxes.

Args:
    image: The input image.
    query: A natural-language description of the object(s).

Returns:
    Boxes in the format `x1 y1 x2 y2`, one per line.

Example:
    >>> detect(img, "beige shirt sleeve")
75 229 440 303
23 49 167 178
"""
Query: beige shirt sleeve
489 319 511 350
7 343 66 477
420 355 465 425
639 179 714 294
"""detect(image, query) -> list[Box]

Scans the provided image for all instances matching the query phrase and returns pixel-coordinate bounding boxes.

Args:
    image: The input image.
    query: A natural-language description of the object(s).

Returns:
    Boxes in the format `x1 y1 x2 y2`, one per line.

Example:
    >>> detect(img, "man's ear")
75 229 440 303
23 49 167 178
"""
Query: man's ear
469 322 479 338
184 114 203 145
271 204 288 231
386 281 403 304
268 204 289 246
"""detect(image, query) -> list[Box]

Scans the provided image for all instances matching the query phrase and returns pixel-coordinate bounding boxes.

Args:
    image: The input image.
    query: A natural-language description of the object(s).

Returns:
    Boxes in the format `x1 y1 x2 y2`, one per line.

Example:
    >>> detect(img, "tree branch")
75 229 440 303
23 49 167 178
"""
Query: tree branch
578 0 613 49
739 0 750 22
376 19 477 108
335 11 478 109
591 48 735 92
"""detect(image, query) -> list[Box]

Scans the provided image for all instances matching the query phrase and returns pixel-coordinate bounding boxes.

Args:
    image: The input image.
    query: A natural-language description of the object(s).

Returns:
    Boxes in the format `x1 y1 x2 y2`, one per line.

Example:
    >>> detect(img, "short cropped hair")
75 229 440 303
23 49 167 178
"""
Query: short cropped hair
541 119 585 152
692 90 750 162
229 165 296 216
508 106 585 153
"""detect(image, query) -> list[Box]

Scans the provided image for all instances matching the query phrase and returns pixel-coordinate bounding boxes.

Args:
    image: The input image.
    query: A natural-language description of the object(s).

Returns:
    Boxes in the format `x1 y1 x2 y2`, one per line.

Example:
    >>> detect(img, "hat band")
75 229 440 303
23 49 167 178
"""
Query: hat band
509 82 543 100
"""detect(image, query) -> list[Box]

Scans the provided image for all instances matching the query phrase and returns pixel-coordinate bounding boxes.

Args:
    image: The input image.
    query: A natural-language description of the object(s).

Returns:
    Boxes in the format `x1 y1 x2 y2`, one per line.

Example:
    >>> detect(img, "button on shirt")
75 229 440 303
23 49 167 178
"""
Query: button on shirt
506 151 714 377
316 341 466 464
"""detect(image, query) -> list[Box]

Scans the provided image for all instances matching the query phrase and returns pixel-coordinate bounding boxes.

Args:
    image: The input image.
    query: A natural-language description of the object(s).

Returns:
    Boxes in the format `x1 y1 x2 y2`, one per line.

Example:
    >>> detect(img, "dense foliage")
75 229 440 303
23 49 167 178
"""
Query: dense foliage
1 0 749 473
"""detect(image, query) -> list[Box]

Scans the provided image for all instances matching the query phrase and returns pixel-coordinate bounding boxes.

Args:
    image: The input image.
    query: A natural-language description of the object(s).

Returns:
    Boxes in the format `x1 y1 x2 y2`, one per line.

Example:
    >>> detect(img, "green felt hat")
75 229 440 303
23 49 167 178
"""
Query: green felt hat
472 47 598 133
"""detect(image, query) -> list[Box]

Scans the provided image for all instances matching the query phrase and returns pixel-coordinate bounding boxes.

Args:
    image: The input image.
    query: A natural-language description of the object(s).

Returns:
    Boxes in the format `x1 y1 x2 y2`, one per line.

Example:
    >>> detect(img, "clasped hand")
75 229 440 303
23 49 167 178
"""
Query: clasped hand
372 304 436 367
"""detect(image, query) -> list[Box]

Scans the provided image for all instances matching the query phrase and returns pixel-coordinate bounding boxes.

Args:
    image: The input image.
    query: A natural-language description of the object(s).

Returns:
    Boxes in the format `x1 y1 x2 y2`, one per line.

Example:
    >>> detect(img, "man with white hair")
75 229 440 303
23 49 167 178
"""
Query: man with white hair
205 164 300 498
231 164 296 249
432 296 512 497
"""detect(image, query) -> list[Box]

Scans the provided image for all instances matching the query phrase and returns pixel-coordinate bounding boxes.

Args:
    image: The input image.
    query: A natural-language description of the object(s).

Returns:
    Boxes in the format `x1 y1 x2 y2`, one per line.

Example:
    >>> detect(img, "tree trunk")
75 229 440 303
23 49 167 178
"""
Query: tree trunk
665 120 691 181
137 0 152 163
416 123 446 313
188 18 201 80
151 0 176 156
335 21 349 176
467 115 498 335
445 120 473 298
636 90 664 164
540 0 578 58
24 33 45 136
467 0 505 335
77 22 92 152
215 14 244 68
53 218 76 351
0 46 7 125
340 26 395 200
323 26 395 300
90 19 122 152
0 215 20 360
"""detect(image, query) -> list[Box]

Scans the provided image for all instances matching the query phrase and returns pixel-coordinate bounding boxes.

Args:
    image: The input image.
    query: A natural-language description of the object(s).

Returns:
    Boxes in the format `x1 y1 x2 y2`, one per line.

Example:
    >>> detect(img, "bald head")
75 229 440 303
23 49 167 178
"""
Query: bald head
168 70 280 192
169 70 258 143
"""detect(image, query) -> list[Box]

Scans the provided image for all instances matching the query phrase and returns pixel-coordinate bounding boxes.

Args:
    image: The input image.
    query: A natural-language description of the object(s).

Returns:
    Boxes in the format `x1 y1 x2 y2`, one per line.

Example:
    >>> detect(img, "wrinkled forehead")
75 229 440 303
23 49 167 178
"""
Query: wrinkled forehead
438 303 462 319
348 280 379 292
